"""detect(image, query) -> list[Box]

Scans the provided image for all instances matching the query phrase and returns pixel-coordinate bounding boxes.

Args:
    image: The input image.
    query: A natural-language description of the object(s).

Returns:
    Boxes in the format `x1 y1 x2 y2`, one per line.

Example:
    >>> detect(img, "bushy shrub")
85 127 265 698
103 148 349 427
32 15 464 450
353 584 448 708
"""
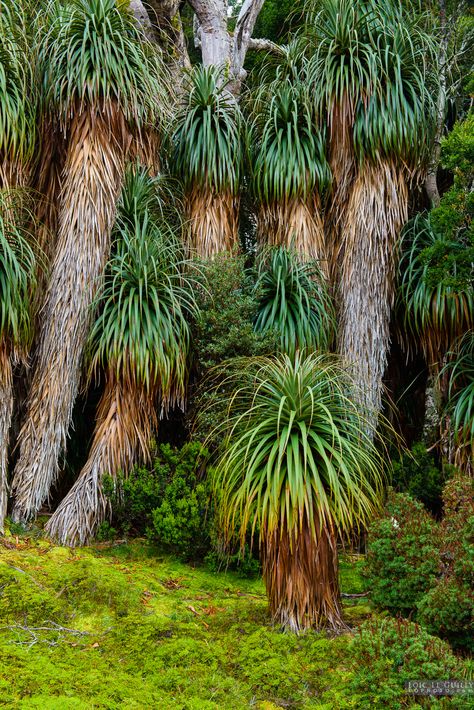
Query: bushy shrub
150 443 211 560
365 491 438 613
390 442 447 513
189 254 275 444
350 616 473 709
366 477 474 652
417 476 474 651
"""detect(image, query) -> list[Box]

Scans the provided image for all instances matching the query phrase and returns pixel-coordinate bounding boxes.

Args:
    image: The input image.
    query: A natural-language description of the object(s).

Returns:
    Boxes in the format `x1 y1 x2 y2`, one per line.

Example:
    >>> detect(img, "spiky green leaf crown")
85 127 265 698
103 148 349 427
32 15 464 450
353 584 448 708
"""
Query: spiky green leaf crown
39 0 168 128
254 247 335 355
0 1 36 168
88 170 199 410
0 190 37 348
444 331 474 446
171 66 242 195
249 82 331 204
212 352 385 545
305 0 436 168
397 213 473 361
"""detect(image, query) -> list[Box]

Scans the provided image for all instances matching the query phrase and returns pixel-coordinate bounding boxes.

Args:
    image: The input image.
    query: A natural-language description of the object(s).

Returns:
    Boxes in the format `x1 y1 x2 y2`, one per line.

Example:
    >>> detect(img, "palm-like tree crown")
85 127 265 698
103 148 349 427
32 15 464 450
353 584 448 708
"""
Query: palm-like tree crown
305 0 434 168
444 331 474 448
0 190 36 349
0 0 36 170
254 247 334 356
40 0 167 127
171 66 242 195
213 352 385 546
249 82 331 204
397 213 473 365
88 172 199 411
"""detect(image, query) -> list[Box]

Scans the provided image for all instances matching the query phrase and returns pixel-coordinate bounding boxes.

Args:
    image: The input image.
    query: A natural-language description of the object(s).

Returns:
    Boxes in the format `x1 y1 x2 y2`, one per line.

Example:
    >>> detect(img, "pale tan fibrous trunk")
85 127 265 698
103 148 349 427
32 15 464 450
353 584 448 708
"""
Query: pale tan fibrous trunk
45 374 156 546
258 197 329 277
12 107 129 521
0 346 14 531
262 516 345 633
186 187 239 258
337 161 408 424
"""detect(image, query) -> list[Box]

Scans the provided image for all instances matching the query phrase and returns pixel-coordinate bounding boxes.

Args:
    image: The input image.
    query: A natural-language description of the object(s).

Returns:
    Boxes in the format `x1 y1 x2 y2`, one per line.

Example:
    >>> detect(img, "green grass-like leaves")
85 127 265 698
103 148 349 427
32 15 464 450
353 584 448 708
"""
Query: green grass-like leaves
213 352 386 547
39 0 168 127
88 170 199 408
171 65 242 194
253 246 334 356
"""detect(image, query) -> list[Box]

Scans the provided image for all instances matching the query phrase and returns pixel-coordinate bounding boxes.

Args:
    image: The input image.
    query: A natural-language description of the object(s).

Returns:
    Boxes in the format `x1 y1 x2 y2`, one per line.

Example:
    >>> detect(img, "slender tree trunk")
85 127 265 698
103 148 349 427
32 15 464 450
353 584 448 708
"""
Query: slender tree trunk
425 0 448 208
262 517 344 632
12 107 128 521
338 161 408 425
45 375 156 546
186 187 240 257
258 198 328 275
0 347 13 532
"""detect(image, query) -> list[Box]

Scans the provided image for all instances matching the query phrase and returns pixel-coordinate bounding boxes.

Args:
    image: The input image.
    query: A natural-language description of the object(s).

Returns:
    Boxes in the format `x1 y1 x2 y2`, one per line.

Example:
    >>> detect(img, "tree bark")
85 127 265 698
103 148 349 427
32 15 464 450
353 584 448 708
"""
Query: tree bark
425 0 448 208
0 347 13 532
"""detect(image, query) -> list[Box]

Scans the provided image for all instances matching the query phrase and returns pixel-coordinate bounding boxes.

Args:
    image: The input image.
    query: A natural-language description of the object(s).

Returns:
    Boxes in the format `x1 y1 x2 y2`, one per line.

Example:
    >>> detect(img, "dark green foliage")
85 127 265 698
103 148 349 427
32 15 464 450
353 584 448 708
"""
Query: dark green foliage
390 442 447 513
107 442 209 561
150 443 210 560
189 254 275 444
417 476 474 651
367 477 474 651
365 491 438 612
350 617 472 709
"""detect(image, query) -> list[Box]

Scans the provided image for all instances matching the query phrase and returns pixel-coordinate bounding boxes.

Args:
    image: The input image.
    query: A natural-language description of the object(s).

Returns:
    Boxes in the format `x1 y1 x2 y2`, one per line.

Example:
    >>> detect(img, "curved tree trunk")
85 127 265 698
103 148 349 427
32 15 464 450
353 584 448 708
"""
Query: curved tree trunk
258 197 328 276
337 161 408 425
0 346 13 531
12 107 128 521
45 375 156 547
187 187 239 258
262 517 344 632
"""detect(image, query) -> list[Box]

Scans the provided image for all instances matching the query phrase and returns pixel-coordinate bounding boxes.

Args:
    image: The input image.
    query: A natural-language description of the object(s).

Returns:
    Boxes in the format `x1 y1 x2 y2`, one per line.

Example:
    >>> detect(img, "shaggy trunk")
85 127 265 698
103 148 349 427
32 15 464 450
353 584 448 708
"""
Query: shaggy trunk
186 187 239 258
12 107 127 521
0 346 13 531
425 0 447 208
259 198 328 276
262 517 344 632
338 161 408 424
45 375 156 547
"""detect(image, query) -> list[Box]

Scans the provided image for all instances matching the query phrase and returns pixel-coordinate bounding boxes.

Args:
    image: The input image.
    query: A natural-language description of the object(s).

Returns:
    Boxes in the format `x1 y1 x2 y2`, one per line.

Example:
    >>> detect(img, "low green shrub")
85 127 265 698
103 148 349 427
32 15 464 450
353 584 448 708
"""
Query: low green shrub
365 491 438 613
350 616 473 709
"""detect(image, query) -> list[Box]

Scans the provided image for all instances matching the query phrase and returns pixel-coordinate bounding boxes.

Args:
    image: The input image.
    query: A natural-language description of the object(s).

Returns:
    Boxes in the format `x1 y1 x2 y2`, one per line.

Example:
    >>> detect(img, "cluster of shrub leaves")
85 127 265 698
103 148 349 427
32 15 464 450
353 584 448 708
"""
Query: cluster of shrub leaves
390 441 449 514
365 474 474 651
101 441 261 576
424 114 474 291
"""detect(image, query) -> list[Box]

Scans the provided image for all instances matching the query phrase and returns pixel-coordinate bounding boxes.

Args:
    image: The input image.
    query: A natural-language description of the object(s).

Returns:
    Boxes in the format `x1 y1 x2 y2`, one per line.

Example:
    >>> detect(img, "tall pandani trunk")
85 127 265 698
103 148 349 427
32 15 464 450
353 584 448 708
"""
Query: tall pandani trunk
262 516 345 633
45 374 157 546
258 197 329 277
186 186 239 258
12 106 128 521
337 160 408 424
0 345 14 531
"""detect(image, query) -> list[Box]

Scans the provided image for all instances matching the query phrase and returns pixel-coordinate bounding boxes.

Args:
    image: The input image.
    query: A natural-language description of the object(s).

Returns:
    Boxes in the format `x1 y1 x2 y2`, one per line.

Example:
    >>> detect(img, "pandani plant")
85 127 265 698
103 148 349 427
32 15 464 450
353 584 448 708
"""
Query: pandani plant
46 168 199 546
0 190 36 530
12 0 169 521
442 332 474 474
170 65 242 258
0 0 36 188
249 81 331 270
253 246 335 357
210 352 385 632
304 0 435 422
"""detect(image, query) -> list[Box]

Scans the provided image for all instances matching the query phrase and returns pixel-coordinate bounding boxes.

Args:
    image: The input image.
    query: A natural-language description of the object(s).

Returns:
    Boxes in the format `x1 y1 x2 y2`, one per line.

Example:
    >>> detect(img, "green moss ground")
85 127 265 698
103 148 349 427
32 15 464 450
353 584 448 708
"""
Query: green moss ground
0 534 469 709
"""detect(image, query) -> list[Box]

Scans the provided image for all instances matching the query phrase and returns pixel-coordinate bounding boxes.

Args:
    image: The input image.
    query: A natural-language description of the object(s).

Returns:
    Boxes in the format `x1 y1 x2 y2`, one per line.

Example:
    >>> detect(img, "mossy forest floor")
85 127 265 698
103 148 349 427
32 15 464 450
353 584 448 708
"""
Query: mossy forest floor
0 531 469 709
